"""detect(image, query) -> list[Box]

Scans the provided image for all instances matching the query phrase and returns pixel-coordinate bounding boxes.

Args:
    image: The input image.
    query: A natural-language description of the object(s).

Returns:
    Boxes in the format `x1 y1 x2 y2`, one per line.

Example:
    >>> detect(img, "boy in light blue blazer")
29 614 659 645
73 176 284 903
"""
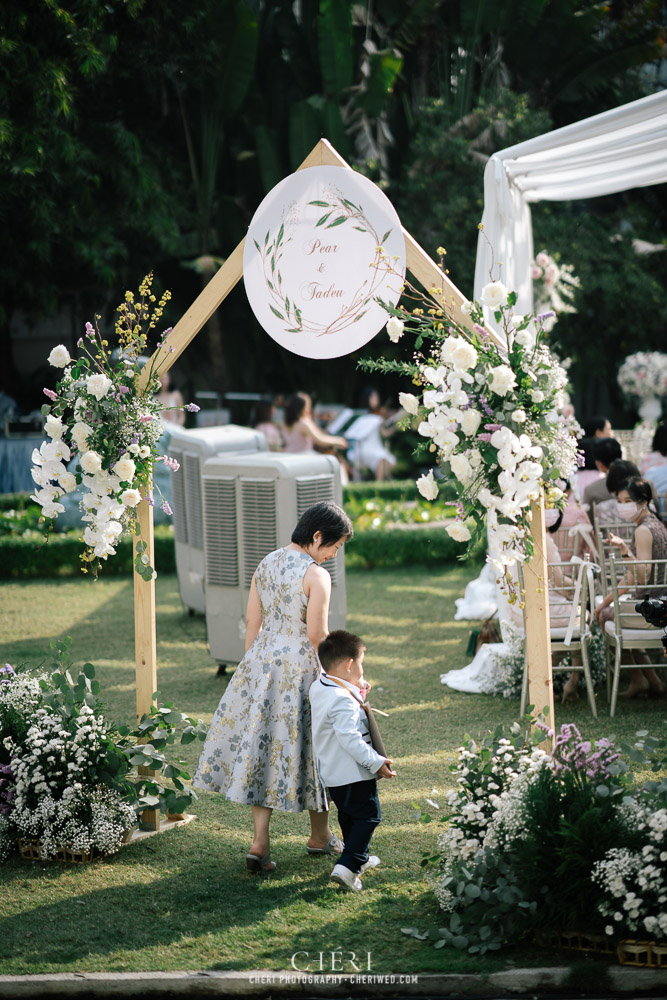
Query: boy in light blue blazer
310 630 396 892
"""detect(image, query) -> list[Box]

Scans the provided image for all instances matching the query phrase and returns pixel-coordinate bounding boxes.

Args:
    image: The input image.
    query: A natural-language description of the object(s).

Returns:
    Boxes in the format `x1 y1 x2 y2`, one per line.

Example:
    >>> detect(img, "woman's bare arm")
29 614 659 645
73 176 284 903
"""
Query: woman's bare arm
304 563 332 650
300 416 347 451
245 575 263 652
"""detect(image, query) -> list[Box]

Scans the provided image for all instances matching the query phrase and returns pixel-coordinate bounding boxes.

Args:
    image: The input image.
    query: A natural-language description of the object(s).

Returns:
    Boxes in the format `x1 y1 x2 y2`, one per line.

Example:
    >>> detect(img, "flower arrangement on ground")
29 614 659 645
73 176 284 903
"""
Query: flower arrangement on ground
531 249 580 331
0 638 207 863
364 252 580 592
30 274 198 579
403 722 666 956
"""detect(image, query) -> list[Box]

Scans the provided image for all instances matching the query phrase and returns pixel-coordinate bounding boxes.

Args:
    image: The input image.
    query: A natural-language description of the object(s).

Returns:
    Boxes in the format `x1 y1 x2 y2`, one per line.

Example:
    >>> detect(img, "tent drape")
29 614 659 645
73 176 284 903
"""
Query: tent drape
473 89 667 323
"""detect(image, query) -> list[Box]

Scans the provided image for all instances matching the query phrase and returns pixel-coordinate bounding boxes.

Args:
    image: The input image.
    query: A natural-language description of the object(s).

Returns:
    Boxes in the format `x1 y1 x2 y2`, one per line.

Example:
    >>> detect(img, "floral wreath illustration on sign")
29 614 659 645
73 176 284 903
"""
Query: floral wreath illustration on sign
252 185 395 338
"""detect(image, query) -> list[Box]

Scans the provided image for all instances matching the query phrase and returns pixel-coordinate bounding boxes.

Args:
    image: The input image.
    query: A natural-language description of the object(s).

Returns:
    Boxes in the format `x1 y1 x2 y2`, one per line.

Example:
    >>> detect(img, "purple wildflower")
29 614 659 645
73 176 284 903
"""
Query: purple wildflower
537 311 555 322
185 403 200 413
77 337 84 348
146 494 155 507
0 664 15 679
139 414 154 423
477 433 492 442
43 389 57 401
473 323 488 340
484 423 502 432
85 322 95 337
479 396 494 417
161 500 173 516
118 386 130 394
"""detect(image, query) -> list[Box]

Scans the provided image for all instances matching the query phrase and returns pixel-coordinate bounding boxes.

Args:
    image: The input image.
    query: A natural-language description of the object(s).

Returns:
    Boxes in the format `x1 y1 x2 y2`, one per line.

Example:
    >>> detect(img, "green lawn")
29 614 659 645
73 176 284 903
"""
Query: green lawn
0 565 664 976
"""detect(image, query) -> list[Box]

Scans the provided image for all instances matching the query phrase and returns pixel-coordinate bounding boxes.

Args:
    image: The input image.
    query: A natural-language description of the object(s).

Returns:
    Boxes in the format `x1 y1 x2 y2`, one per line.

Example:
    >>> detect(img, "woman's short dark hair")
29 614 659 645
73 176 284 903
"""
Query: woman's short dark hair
593 436 622 468
620 476 653 507
284 393 308 429
606 459 640 495
651 423 667 457
291 501 353 547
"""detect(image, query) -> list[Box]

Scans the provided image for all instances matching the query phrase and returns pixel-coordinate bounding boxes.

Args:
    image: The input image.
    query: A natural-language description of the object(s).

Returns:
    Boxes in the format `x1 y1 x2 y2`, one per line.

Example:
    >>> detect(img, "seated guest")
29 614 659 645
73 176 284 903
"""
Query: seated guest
594 476 667 699
576 437 604 493
640 422 667 478
582 437 623 509
283 392 349 457
583 415 613 439
595 460 661 525
254 400 284 451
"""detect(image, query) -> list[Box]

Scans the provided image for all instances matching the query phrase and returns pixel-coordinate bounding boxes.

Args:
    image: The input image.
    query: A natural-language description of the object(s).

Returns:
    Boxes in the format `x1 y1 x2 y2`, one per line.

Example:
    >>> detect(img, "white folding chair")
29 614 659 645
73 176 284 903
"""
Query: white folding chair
604 556 667 716
519 557 598 717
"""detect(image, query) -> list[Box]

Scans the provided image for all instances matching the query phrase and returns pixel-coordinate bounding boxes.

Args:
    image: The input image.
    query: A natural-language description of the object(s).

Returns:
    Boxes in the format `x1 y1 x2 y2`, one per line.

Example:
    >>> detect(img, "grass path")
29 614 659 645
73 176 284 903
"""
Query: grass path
0 566 664 975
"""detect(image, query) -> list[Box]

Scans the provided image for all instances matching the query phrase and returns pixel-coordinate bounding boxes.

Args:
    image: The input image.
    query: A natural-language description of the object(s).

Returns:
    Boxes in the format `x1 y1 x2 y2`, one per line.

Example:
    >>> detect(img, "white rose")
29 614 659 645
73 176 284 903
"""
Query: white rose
480 281 508 310
86 373 112 400
386 317 405 343
515 328 535 348
446 521 472 543
488 364 517 397
460 409 482 437
57 471 77 493
416 470 439 501
450 453 474 484
44 415 65 440
511 409 526 423
460 300 473 315
114 457 136 483
139 445 151 459
442 337 477 372
80 450 103 475
48 345 71 368
530 389 544 404
120 488 142 508
398 392 419 416
128 443 141 455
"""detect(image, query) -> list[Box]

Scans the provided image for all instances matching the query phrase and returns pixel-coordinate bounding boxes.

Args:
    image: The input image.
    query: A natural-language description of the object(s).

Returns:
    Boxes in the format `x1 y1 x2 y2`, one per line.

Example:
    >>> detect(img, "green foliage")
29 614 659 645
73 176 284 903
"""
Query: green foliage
0 525 176 579
345 524 484 570
35 636 208 818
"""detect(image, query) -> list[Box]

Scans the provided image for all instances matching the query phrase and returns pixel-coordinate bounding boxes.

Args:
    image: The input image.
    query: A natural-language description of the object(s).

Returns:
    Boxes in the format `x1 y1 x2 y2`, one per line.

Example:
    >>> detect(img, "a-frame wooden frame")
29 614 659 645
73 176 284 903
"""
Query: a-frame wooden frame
134 139 554 764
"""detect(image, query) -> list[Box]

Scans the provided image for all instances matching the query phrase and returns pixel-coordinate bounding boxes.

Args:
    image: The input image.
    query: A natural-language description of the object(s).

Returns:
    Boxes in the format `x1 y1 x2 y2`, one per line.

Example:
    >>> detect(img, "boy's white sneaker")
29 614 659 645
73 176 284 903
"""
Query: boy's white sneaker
330 864 363 892
360 855 380 874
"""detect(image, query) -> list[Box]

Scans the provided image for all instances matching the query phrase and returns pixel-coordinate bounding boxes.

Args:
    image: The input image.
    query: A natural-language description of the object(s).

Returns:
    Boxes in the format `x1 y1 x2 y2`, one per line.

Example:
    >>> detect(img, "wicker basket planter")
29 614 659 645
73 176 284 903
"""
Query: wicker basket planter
617 939 667 968
16 837 104 864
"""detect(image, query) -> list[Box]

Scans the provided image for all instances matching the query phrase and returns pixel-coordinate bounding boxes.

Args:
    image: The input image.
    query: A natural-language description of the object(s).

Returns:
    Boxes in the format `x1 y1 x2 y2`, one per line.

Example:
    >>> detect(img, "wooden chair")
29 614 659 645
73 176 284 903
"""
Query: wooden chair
519 557 598 717
604 555 667 716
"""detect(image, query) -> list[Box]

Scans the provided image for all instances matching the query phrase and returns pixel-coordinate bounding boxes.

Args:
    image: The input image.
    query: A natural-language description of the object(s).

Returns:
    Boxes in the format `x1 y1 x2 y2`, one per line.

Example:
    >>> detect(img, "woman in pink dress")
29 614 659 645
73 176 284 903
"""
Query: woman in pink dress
282 393 348 455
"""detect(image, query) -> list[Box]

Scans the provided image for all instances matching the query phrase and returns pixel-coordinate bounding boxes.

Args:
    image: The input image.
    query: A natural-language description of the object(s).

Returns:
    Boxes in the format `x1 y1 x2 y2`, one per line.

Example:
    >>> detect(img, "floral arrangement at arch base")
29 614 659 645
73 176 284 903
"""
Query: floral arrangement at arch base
364 246 580 595
30 275 199 579
0 637 208 863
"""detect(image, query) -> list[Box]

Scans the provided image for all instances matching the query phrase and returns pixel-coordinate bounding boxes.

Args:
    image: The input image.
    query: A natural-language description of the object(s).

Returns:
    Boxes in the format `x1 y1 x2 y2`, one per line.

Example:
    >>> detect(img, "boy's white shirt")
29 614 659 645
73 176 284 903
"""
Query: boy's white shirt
309 670 385 787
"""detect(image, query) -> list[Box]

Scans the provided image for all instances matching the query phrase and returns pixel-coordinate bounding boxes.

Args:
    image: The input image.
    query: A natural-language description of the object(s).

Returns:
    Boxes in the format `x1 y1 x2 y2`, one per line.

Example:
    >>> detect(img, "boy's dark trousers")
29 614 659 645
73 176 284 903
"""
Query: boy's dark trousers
327 778 381 873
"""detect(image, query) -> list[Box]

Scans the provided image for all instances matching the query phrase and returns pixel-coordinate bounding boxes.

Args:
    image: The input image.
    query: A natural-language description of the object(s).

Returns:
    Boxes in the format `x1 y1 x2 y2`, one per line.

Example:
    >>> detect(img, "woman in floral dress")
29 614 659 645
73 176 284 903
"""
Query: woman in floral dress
194 500 353 872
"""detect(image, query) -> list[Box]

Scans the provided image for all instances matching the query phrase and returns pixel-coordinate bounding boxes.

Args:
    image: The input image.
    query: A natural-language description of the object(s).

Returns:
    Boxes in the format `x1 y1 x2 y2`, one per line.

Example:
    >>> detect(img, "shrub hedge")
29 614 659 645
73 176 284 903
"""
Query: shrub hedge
0 527 176 580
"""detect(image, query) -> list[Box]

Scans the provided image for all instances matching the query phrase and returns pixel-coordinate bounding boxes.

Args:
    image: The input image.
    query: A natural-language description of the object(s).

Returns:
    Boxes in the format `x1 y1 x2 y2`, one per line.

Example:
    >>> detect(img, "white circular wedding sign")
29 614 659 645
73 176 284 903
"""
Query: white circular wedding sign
243 166 406 359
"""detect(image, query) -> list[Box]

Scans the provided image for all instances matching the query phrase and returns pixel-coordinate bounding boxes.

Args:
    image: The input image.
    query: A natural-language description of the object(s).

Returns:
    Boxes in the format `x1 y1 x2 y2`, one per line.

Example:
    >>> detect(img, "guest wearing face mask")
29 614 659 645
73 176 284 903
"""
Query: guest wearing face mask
593 476 667 699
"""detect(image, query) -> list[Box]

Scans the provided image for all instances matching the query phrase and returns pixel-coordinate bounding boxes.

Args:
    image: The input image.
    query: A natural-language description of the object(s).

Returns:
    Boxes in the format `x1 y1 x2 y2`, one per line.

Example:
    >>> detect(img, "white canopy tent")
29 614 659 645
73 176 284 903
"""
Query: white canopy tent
474 89 667 316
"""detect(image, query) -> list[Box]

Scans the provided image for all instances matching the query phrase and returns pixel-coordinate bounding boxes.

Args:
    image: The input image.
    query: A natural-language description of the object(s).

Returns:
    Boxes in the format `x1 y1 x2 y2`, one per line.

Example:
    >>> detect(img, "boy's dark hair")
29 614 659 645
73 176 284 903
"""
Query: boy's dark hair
318 630 365 671
606 459 640 495
593 436 622 469
291 501 353 547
